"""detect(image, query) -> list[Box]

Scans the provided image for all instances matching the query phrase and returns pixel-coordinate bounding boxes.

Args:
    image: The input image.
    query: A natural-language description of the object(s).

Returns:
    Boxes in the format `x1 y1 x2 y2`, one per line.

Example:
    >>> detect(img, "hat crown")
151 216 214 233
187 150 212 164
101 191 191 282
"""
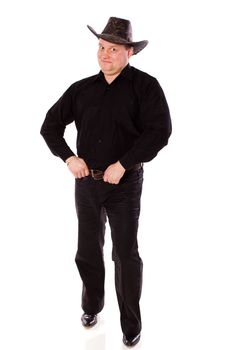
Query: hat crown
102 17 133 42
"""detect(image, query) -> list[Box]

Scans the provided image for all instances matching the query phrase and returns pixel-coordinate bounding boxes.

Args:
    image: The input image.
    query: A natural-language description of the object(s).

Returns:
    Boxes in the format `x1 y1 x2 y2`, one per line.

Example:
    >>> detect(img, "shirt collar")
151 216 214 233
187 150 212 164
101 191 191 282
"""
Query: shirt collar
120 64 133 80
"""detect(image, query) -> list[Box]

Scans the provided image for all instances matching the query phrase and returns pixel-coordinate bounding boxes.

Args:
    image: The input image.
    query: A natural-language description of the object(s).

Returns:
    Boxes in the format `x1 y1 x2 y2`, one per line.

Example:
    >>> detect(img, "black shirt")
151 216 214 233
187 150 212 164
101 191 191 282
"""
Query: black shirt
40 64 172 170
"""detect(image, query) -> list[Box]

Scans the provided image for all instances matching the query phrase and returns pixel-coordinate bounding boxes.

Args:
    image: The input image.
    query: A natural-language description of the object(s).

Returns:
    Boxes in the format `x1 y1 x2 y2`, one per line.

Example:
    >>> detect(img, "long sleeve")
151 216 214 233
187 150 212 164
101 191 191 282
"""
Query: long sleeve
119 79 172 169
40 84 76 162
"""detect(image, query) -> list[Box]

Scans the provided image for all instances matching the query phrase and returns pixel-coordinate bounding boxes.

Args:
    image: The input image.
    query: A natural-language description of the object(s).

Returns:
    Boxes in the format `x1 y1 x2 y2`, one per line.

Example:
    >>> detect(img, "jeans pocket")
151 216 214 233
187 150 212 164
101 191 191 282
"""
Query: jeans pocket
75 175 90 183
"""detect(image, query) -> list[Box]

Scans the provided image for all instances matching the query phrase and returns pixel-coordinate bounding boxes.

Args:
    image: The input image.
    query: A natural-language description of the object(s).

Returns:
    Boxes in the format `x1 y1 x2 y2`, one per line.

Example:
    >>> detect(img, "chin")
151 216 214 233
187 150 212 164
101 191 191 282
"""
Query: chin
101 63 113 70
101 67 114 74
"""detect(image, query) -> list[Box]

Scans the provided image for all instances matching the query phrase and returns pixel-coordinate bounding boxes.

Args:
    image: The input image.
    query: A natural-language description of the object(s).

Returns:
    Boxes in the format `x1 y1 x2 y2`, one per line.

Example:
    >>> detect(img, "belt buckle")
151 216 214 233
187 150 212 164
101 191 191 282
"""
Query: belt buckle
90 169 104 180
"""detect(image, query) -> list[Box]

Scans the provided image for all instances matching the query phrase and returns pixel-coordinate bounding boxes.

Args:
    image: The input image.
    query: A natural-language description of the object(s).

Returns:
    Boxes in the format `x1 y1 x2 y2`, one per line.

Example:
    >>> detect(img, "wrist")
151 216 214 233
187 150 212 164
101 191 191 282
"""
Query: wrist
66 156 77 166
118 160 125 171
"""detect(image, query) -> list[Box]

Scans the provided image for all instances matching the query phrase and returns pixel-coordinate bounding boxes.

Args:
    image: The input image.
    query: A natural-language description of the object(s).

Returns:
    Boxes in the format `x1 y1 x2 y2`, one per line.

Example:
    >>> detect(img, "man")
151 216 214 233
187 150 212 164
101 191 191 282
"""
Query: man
40 17 172 347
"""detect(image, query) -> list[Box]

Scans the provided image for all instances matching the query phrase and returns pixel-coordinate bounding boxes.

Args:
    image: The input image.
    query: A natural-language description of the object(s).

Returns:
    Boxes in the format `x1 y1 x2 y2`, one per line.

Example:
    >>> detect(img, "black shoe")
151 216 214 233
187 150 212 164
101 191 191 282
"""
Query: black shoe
81 313 97 327
123 333 141 347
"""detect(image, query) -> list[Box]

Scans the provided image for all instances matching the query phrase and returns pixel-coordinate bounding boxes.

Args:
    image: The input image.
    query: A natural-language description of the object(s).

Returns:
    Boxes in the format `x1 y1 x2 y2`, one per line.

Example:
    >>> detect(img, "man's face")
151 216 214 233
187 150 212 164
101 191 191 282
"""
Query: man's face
97 39 133 77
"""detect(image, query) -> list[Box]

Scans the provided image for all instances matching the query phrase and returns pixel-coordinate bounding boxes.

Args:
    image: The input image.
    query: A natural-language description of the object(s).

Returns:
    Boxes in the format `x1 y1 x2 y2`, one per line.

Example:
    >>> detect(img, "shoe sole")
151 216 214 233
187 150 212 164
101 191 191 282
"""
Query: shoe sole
81 316 97 328
123 334 141 347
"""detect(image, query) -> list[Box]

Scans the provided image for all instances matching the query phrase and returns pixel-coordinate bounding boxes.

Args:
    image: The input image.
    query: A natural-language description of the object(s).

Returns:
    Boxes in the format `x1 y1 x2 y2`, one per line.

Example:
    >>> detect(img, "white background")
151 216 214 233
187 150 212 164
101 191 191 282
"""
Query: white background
1 0 233 349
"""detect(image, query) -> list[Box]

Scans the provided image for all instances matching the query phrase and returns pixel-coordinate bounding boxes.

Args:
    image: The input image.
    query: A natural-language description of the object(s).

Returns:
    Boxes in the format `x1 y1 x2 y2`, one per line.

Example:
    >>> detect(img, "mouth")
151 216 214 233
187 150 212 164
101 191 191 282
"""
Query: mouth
101 60 112 64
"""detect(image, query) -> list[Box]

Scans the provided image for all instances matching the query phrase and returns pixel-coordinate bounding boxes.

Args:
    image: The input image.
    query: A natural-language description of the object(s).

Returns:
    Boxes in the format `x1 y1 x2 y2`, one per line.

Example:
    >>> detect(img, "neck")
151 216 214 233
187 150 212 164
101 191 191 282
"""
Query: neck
103 63 129 84
104 72 121 84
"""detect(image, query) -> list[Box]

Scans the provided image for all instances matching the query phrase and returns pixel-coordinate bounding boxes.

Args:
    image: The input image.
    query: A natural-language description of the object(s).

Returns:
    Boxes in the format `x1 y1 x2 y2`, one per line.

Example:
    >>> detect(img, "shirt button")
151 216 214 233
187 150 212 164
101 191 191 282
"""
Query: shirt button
98 139 102 143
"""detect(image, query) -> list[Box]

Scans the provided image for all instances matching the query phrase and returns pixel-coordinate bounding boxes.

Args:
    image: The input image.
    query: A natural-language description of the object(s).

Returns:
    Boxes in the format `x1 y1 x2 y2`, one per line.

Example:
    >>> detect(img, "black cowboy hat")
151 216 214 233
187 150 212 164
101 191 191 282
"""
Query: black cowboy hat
87 17 148 55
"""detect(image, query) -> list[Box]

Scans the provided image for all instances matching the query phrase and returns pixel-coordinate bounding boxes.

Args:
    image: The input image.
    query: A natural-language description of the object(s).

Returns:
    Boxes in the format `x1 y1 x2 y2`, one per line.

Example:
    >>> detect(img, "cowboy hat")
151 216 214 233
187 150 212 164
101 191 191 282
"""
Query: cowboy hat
87 17 148 55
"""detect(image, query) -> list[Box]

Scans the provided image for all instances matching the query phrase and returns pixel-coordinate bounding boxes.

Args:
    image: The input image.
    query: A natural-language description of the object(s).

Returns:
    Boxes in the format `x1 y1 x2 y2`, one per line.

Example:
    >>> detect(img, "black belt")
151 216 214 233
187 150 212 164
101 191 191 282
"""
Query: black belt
89 163 143 181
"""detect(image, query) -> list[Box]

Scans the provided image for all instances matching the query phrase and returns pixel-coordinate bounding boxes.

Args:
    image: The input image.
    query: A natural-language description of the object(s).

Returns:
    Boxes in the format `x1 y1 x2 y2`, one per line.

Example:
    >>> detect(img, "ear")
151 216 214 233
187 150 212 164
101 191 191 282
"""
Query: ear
127 47 134 58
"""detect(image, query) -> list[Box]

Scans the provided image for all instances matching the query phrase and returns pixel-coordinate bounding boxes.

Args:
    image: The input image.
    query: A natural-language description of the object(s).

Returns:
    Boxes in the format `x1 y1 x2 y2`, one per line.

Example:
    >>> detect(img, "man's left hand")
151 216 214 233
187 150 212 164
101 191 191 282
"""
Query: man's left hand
103 161 126 184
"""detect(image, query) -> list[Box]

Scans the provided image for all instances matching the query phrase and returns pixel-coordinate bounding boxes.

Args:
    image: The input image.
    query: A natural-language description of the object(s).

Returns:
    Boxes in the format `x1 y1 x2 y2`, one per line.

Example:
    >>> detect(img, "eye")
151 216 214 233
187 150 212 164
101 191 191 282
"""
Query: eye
110 47 117 52
99 45 104 50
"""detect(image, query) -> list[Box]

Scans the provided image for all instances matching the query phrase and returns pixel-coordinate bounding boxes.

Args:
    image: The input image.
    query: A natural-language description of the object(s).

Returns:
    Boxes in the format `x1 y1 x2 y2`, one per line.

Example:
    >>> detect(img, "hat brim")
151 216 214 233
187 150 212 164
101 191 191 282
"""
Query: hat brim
87 25 148 55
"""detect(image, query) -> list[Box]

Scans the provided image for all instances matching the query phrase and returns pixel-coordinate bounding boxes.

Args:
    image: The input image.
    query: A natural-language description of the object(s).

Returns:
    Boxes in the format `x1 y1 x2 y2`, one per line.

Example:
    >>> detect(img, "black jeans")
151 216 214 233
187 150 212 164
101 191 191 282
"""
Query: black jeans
74 166 144 337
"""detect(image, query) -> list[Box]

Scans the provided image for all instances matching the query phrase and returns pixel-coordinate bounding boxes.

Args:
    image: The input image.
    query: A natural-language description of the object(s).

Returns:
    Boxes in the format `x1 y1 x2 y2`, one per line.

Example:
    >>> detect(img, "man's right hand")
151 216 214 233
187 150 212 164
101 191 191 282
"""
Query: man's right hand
65 156 89 178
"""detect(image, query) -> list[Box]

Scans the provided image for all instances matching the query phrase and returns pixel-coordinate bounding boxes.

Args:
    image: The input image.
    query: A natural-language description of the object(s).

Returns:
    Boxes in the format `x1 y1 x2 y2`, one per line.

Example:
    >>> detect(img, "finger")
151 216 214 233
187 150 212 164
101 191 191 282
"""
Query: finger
77 170 85 178
81 169 87 177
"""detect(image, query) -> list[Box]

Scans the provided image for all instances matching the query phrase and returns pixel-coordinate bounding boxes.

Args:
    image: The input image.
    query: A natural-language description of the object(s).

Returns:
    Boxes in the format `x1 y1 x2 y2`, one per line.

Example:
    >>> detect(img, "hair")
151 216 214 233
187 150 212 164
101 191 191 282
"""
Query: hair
124 45 134 54
124 44 133 49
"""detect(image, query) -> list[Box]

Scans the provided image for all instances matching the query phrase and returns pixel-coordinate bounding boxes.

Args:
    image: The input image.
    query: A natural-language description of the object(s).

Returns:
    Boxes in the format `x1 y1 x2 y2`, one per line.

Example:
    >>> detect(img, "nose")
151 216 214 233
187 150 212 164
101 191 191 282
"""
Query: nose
102 50 110 59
